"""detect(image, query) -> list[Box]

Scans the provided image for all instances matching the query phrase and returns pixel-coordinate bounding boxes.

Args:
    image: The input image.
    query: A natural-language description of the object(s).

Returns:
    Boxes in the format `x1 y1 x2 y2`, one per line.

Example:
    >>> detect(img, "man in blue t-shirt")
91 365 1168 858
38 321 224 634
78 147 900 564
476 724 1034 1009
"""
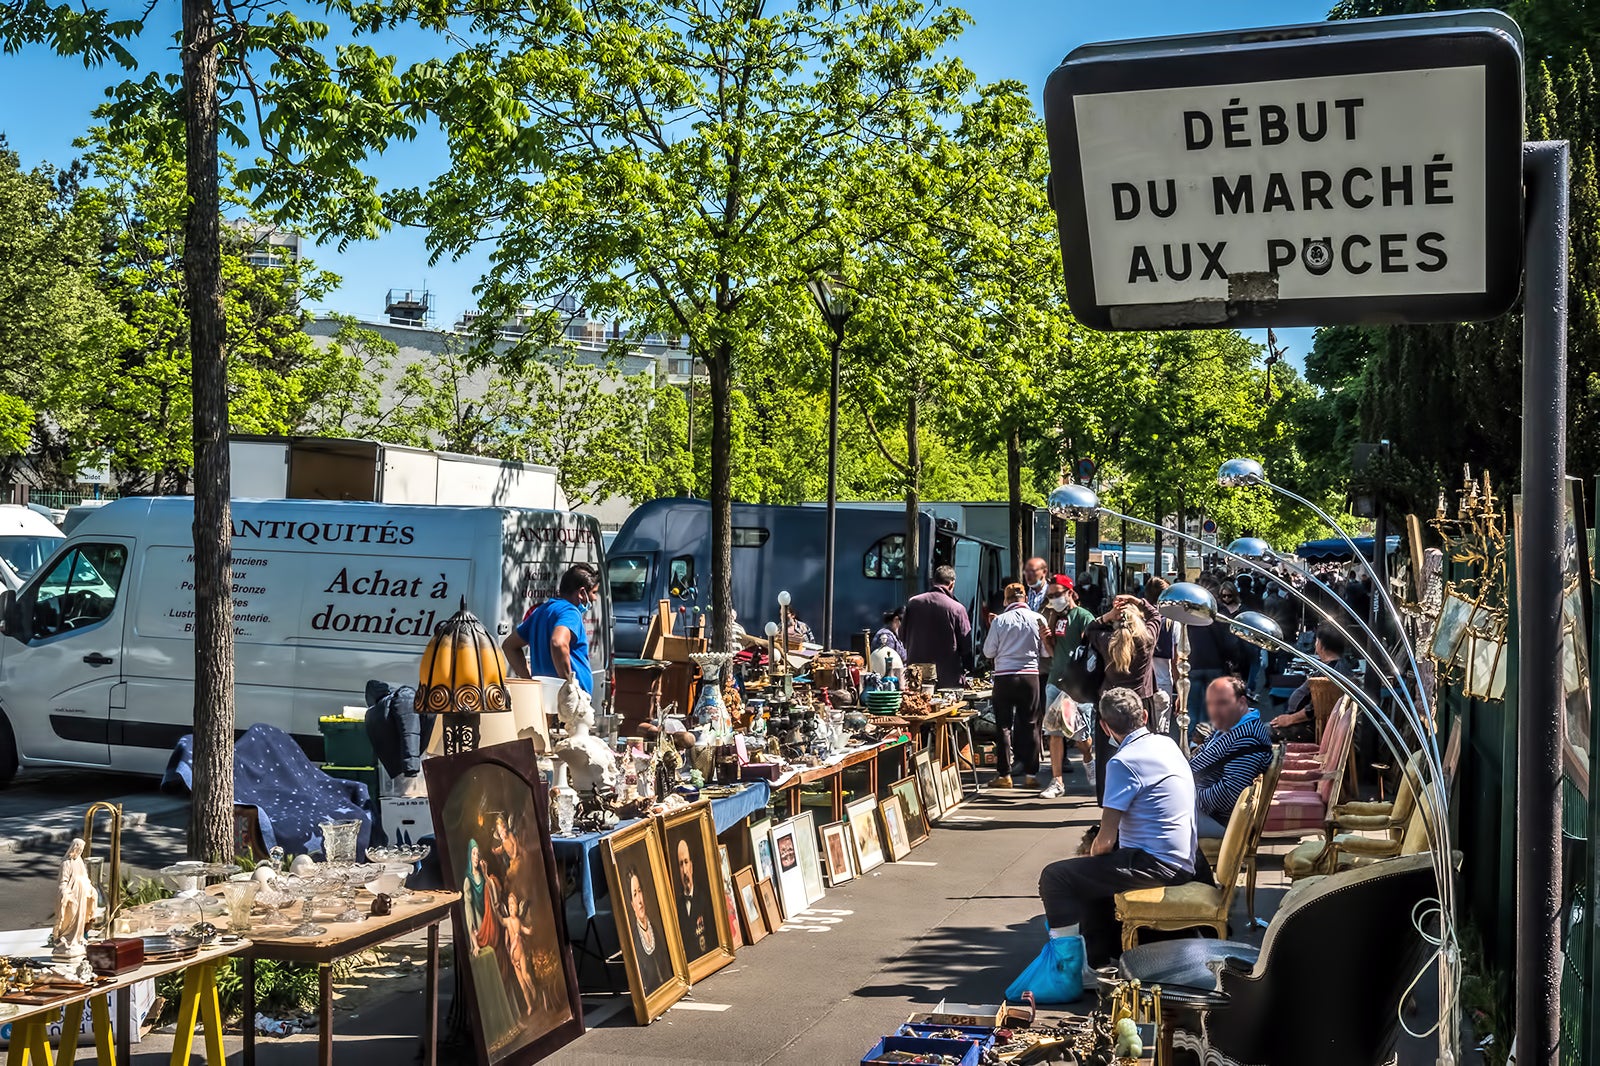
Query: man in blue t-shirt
502 563 598 694
1035 687 1202 977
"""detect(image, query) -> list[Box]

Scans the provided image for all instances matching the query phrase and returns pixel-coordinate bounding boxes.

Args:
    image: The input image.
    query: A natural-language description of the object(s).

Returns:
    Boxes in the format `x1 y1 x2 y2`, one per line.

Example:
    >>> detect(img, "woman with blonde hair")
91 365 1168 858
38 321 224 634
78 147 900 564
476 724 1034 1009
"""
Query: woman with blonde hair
1084 594 1161 804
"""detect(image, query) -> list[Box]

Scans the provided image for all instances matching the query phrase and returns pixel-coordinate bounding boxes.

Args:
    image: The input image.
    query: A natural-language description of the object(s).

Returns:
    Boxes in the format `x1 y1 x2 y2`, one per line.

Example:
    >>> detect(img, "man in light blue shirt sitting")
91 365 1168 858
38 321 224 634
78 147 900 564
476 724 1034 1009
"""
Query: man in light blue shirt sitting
1036 687 1203 976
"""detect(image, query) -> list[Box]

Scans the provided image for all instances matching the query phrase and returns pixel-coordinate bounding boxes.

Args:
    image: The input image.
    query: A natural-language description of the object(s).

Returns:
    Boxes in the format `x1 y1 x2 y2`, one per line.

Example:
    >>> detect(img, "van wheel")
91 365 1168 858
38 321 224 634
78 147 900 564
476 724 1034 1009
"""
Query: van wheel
0 712 16 787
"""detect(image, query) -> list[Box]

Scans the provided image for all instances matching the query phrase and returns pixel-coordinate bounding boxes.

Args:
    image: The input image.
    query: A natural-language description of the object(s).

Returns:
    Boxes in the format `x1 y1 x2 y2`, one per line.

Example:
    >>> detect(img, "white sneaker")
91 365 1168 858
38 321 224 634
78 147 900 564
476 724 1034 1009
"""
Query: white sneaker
1085 763 1097 789
1039 778 1066 798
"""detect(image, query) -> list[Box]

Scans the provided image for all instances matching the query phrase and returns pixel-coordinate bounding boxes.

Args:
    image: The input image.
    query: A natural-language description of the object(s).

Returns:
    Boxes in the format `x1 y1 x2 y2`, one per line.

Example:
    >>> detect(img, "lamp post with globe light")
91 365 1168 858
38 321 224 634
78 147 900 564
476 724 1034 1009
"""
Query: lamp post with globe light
806 275 854 652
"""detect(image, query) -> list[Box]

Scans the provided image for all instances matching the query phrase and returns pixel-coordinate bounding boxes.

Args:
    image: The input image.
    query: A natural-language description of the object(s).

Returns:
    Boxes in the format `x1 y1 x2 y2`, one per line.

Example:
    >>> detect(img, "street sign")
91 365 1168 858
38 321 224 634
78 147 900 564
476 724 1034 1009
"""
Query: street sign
1075 457 1096 483
1202 519 1217 535
1043 12 1524 331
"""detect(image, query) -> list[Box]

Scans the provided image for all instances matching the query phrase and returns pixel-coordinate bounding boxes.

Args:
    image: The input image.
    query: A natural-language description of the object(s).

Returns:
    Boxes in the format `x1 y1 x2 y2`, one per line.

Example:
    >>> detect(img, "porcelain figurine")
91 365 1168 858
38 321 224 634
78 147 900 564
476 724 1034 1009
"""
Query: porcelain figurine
50 838 98 958
554 680 618 793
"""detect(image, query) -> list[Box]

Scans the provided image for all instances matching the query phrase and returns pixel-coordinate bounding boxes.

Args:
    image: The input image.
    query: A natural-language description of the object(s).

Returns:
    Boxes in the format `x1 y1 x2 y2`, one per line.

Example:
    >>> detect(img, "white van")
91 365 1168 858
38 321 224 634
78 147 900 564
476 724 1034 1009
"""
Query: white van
0 504 65 580
0 497 610 783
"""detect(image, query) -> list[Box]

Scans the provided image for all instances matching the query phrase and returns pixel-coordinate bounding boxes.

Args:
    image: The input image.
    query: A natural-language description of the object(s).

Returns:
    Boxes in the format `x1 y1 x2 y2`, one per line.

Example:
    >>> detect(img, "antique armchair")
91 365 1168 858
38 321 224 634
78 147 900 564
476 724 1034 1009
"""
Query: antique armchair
1262 699 1357 840
1198 744 1286 924
1114 779 1263 950
1283 750 1423 880
1115 852 1438 1066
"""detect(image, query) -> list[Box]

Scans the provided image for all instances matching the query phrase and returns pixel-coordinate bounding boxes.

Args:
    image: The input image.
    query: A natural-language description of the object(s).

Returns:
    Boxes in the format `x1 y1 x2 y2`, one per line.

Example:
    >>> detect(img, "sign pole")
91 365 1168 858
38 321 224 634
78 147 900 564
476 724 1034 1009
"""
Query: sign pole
1516 139 1569 1066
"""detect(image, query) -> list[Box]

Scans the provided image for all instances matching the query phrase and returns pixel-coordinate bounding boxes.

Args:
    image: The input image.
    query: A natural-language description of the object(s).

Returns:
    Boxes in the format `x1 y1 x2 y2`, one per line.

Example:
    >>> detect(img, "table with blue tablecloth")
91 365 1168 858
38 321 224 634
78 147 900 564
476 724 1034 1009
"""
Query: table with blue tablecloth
551 780 773 922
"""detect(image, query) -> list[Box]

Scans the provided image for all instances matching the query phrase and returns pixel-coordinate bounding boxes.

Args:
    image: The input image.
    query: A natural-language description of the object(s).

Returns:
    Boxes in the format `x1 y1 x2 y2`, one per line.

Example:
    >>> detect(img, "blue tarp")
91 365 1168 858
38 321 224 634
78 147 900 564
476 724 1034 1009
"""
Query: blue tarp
163 723 373 859
1294 535 1402 562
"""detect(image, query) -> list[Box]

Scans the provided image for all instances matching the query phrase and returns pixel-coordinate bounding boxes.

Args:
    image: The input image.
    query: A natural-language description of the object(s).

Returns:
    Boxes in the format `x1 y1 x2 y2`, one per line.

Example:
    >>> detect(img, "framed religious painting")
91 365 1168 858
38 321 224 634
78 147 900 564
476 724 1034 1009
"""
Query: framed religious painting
767 818 810 918
889 776 930 847
845 796 887 874
657 804 736 984
879 796 913 862
791 811 827 905
913 750 944 821
733 866 768 944
717 844 743 948
819 819 856 886
601 819 691 1023
422 739 584 1064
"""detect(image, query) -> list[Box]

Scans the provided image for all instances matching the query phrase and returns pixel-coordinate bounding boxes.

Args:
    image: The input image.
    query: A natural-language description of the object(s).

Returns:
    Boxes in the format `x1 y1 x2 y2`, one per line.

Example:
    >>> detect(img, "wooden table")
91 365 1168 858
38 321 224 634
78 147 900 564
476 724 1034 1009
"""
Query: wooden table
1 937 241 1066
237 891 458 1066
770 737 910 822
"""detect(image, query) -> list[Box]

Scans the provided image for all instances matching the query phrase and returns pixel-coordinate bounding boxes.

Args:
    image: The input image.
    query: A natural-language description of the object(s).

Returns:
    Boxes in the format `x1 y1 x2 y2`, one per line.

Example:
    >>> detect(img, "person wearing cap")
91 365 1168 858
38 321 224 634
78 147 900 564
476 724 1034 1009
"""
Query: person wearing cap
1042 575 1096 797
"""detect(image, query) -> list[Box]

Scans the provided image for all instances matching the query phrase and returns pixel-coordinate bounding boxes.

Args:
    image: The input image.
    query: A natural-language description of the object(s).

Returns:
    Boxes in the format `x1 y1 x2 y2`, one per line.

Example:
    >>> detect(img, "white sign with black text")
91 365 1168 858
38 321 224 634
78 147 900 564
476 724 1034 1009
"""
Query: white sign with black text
1074 67 1485 306
1042 13 1524 330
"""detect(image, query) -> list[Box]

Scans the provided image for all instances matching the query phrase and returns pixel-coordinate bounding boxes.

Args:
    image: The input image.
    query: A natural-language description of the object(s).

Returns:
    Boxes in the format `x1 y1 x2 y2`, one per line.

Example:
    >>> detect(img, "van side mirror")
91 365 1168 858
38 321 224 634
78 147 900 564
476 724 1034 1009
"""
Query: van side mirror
0 590 19 640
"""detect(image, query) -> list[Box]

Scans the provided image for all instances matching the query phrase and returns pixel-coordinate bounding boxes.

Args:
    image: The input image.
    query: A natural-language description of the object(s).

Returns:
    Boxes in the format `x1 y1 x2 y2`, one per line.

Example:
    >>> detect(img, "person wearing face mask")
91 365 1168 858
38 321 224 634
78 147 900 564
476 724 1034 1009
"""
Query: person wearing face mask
503 563 599 694
1041 575 1095 797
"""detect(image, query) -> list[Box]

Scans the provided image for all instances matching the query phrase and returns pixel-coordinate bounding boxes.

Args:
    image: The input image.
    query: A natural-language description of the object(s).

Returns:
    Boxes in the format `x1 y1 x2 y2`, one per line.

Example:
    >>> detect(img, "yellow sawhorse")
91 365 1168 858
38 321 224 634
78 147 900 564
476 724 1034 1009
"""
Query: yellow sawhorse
4 959 225 1066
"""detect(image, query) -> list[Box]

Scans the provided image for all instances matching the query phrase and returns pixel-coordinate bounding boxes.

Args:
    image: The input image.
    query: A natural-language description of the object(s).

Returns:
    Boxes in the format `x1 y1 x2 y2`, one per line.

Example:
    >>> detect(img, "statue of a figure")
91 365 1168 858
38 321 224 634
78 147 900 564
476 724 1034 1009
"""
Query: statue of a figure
554 680 618 794
51 838 98 957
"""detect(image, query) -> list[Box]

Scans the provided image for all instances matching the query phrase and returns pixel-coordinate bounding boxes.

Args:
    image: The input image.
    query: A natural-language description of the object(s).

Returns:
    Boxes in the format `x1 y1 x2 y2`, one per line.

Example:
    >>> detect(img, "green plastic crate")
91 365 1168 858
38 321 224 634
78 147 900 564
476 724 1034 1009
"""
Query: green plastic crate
318 717 373 767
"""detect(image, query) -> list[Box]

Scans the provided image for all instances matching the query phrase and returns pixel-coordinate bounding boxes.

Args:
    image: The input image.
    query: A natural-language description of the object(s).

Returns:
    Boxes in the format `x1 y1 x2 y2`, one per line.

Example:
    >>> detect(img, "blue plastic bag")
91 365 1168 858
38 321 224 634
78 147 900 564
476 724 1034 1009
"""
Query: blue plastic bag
1006 934 1085 1004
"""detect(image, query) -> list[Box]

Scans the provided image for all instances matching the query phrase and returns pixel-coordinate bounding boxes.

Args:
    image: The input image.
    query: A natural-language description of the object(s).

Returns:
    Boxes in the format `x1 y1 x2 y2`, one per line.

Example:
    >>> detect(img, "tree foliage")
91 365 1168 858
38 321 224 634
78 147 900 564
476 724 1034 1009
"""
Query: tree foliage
406 0 975 645
1310 0 1600 511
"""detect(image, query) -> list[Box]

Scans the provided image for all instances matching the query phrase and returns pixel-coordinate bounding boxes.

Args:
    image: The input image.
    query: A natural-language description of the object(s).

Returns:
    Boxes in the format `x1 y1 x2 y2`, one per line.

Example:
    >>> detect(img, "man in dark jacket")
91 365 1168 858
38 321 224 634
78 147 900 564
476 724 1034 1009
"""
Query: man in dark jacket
1191 677 1274 838
903 565 972 688
1184 579 1248 737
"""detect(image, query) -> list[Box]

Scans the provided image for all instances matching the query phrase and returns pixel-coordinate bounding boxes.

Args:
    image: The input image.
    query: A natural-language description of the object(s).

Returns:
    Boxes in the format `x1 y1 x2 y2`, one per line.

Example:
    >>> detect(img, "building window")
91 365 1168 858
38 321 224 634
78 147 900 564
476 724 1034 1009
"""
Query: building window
864 535 907 580
732 527 769 548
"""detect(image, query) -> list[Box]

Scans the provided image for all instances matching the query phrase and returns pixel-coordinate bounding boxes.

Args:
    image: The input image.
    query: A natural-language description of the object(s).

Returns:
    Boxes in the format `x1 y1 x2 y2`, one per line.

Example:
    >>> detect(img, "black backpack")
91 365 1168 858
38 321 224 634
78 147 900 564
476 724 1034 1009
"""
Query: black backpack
1059 642 1106 704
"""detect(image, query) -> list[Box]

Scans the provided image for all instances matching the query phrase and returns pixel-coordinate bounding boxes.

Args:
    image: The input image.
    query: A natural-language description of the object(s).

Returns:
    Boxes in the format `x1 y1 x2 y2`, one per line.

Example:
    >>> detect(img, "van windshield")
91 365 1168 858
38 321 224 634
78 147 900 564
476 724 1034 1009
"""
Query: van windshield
0 535 61 578
608 555 650 603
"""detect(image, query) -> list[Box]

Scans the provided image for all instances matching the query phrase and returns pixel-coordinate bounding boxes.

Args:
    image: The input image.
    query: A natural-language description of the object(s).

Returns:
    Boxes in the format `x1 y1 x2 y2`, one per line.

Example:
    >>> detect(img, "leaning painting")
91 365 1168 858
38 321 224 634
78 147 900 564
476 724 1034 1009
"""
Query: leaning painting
423 739 584 1065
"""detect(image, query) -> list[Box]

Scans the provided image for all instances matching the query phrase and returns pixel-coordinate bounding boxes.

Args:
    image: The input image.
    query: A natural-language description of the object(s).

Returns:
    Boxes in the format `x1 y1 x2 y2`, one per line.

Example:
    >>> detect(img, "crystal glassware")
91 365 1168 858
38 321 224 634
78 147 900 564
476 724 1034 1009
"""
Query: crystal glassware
318 819 362 865
283 878 327 938
220 879 258 934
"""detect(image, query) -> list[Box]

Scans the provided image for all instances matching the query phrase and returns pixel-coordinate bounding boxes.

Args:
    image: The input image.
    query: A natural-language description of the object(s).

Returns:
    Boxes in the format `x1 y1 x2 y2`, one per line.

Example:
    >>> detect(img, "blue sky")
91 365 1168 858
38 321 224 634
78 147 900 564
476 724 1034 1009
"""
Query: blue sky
0 0 1329 366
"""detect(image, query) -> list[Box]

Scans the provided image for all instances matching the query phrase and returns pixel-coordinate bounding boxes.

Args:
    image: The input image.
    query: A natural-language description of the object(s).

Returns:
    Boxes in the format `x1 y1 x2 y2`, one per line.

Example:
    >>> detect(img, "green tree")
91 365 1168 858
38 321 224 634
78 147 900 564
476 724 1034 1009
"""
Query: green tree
0 137 122 488
1313 0 1600 511
409 0 974 648
0 0 451 858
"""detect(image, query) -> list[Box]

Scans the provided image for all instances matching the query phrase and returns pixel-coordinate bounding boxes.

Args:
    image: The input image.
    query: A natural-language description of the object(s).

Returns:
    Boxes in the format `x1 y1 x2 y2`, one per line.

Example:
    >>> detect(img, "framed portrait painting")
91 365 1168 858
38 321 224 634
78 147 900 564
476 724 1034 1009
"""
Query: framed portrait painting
733 866 768 944
889 776 930 847
880 797 913 862
914 750 944 821
601 819 691 1024
846 796 887 873
791 811 827 905
422 739 584 1064
657 804 736 984
768 818 810 918
819 819 856 886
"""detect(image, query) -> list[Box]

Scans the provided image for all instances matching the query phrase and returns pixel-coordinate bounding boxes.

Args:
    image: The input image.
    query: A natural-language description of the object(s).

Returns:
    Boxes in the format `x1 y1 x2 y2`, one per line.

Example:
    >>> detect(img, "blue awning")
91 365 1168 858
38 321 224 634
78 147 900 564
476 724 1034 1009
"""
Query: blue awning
1294 535 1402 561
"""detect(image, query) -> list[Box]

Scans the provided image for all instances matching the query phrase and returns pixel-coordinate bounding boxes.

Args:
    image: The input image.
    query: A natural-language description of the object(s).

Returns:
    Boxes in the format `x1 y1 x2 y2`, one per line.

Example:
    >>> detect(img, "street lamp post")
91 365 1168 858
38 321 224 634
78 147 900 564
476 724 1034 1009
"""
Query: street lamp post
807 275 854 652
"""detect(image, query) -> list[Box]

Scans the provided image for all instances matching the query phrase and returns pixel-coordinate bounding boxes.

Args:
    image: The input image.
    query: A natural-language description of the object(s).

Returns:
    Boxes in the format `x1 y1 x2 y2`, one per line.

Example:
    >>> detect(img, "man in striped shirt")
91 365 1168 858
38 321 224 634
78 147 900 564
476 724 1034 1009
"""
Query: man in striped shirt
1191 677 1274 839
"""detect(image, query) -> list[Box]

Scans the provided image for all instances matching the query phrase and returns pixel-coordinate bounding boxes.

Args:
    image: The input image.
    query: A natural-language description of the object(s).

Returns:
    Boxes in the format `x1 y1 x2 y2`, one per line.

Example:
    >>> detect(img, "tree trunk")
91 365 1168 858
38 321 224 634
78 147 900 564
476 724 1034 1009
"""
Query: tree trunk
1152 494 1164 583
903 393 921 604
1175 487 1188 581
1006 426 1024 581
183 0 235 863
707 343 734 650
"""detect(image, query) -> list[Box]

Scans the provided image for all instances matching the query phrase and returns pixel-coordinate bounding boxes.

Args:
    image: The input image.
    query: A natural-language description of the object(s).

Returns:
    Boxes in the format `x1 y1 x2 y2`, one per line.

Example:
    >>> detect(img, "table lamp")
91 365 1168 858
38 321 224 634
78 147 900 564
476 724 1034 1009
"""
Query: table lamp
418 599 510 754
